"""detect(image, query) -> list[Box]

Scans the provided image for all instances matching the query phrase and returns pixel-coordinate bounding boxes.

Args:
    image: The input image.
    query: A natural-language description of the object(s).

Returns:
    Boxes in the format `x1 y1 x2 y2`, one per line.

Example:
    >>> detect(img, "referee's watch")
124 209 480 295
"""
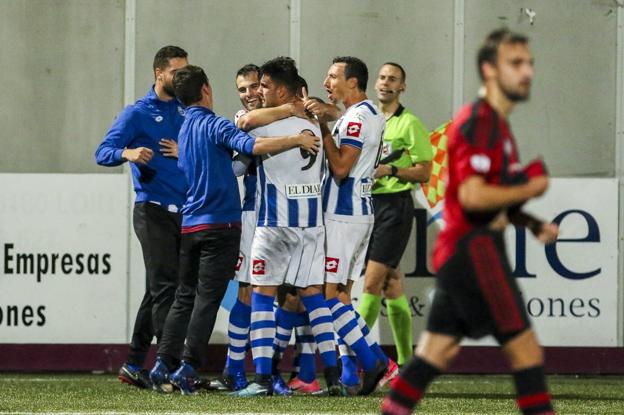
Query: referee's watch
390 165 399 177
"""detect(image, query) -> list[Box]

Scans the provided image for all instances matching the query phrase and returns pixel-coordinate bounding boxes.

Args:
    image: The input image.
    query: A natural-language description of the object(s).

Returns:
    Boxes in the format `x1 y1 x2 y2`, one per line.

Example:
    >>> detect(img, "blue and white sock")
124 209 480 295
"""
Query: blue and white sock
295 313 317 383
353 307 388 365
337 337 359 386
274 307 297 361
226 299 251 377
250 291 276 377
327 297 377 372
301 293 337 369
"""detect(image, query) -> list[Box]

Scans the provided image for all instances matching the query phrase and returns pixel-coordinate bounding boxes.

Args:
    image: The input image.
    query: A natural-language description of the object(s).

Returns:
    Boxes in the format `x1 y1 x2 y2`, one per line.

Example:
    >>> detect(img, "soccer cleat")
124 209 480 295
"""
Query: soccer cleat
229 381 272 397
118 363 152 389
170 361 200 396
207 371 249 392
207 375 234 391
324 366 343 396
149 357 174 393
341 381 361 396
288 377 321 394
359 359 388 396
272 375 292 396
377 358 399 390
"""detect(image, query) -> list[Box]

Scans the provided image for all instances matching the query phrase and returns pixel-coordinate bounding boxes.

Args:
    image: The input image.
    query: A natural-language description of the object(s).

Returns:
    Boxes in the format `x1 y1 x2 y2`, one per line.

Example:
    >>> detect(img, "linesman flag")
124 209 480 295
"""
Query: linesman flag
420 121 451 208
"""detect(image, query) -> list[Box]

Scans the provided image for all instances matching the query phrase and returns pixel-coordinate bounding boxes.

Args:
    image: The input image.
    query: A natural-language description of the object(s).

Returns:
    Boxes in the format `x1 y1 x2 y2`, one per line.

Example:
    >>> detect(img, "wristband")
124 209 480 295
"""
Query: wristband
390 165 398 177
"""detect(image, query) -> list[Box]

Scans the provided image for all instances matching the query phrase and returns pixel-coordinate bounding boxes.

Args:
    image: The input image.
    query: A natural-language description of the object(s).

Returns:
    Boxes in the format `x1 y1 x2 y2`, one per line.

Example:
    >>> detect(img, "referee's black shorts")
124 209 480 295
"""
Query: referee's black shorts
426 228 531 345
367 190 414 269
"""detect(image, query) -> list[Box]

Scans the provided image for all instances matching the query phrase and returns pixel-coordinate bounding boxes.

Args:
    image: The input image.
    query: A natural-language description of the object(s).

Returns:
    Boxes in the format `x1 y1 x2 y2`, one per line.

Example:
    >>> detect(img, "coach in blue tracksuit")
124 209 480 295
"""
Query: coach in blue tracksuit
95 46 188 389
149 64 320 395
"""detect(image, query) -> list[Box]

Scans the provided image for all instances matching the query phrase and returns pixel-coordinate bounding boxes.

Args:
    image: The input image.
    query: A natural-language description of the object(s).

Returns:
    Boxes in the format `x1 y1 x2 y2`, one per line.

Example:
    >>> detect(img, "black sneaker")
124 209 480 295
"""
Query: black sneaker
359 360 388 396
118 363 152 389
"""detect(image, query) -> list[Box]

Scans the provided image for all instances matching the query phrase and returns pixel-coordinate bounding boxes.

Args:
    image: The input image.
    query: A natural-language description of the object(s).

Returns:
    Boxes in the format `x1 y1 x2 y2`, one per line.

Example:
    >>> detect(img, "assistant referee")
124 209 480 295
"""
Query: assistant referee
359 62 432 368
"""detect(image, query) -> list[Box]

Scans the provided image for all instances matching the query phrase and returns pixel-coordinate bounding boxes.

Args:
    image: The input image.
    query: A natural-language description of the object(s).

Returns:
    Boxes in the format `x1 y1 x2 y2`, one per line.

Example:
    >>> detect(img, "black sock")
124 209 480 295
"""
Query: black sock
513 366 555 414
381 357 441 415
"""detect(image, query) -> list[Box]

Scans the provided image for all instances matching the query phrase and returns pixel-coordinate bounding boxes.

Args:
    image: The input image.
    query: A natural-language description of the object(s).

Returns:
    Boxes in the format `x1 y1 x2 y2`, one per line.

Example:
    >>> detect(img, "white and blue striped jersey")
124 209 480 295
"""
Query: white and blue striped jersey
322 100 385 224
250 117 323 228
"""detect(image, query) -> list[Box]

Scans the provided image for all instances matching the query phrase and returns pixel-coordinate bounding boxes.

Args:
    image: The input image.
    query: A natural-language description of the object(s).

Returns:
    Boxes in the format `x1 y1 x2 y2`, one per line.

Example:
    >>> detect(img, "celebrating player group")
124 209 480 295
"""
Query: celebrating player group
97 27 558 415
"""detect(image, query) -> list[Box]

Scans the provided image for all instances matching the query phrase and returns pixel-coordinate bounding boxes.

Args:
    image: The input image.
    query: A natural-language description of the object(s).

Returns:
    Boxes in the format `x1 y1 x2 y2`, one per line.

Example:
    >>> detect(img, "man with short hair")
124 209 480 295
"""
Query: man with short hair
359 62 433 369
208 64 263 393
382 28 558 415
95 45 189 390
232 57 341 397
148 64 320 396
318 56 395 396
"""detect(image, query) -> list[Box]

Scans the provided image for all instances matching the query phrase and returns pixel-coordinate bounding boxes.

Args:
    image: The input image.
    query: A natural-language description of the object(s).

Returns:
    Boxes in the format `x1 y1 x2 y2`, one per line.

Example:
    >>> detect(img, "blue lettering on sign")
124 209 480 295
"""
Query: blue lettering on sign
545 209 601 280
408 208 602 281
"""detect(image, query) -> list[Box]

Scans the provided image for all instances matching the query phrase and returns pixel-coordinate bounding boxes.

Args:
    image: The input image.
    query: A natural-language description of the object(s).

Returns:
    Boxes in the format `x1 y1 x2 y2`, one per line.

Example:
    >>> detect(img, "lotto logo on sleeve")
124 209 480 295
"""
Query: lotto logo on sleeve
346 122 362 138
252 259 266 275
235 255 243 271
325 257 340 273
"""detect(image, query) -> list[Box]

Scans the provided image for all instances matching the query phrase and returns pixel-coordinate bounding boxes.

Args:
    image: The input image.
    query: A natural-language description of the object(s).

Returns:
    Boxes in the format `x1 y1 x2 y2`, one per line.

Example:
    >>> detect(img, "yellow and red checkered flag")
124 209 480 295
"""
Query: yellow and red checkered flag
420 121 451 208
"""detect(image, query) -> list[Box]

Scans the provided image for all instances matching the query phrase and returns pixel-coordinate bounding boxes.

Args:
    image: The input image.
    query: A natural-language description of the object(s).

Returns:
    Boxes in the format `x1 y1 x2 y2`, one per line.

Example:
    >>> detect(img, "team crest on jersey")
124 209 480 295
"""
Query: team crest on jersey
346 122 362 138
235 255 243 271
470 154 491 173
154 115 163 123
325 257 339 273
252 259 266 275
381 142 393 157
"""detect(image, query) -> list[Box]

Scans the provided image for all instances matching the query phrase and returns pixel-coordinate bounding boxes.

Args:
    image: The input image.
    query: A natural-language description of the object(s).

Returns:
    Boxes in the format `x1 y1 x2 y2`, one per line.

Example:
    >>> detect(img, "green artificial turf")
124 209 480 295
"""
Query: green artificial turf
0 374 623 414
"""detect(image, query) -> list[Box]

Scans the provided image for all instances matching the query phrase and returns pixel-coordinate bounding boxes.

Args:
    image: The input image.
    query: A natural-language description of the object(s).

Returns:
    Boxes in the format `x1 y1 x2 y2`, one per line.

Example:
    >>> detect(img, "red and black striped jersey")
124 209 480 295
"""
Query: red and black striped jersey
433 98 522 271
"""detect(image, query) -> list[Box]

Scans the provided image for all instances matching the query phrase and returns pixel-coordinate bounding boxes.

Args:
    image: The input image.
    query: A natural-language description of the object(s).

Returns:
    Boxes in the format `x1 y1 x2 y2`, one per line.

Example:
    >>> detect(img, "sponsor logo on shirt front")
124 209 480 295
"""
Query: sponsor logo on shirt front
252 259 266 275
325 257 339 273
286 183 321 199
346 122 362 138
360 182 372 197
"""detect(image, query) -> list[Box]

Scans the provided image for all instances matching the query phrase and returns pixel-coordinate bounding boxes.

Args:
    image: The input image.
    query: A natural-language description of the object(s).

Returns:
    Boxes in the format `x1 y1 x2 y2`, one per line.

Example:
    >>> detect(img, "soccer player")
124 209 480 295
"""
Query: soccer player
359 62 433 368
232 57 341 397
148 64 320 395
382 28 558 415
207 64 264 392
95 45 188 390
317 56 395 395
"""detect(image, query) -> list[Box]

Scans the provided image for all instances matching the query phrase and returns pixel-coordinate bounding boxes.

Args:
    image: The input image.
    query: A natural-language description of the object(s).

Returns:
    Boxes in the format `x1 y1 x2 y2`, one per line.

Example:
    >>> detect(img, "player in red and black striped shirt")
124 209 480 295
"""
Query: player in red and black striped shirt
382 28 559 415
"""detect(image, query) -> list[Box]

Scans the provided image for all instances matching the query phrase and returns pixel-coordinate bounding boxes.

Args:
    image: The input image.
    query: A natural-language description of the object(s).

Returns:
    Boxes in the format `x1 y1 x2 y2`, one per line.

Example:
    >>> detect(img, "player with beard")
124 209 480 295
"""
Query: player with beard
95 45 189 390
382 28 558 415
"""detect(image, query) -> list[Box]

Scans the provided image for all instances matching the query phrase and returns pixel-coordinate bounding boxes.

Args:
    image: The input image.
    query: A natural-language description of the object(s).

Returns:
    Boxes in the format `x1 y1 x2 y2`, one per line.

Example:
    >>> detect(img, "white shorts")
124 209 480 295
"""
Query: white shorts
234 210 256 284
250 226 325 288
324 219 373 285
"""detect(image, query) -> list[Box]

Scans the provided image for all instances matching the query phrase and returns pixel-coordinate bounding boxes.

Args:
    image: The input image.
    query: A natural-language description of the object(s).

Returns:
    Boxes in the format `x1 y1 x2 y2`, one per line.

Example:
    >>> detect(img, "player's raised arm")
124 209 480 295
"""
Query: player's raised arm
237 101 305 131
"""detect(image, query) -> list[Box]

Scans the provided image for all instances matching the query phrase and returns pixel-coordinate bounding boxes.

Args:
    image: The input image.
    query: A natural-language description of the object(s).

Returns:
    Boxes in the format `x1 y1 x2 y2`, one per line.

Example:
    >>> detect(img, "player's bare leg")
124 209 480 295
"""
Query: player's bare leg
502 329 555 414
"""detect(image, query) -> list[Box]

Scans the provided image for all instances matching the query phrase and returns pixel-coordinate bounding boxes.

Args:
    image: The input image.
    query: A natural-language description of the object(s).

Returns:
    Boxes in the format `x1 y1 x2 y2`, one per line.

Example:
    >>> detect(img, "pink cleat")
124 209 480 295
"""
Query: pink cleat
377 358 399 390
288 377 321 394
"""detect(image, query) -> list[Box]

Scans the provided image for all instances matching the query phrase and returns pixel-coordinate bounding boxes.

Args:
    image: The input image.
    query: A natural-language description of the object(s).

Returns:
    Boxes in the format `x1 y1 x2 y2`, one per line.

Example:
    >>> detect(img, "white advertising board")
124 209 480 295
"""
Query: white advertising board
361 178 619 347
0 174 129 343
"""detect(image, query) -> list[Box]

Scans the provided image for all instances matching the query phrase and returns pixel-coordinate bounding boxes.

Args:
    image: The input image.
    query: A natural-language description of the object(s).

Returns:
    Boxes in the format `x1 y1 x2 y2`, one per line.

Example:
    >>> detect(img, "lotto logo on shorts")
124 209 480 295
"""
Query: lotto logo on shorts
252 259 266 275
346 122 362 138
325 257 339 273
235 255 243 271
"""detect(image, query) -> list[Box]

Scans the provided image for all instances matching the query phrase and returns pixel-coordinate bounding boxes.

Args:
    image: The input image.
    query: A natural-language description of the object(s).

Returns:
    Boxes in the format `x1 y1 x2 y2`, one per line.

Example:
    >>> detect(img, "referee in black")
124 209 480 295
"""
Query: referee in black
95 46 189 389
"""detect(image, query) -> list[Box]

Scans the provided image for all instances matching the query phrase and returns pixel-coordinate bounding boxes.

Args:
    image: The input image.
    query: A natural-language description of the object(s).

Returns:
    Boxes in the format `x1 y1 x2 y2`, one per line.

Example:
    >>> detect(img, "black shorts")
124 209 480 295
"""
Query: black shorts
367 191 414 268
426 228 530 345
